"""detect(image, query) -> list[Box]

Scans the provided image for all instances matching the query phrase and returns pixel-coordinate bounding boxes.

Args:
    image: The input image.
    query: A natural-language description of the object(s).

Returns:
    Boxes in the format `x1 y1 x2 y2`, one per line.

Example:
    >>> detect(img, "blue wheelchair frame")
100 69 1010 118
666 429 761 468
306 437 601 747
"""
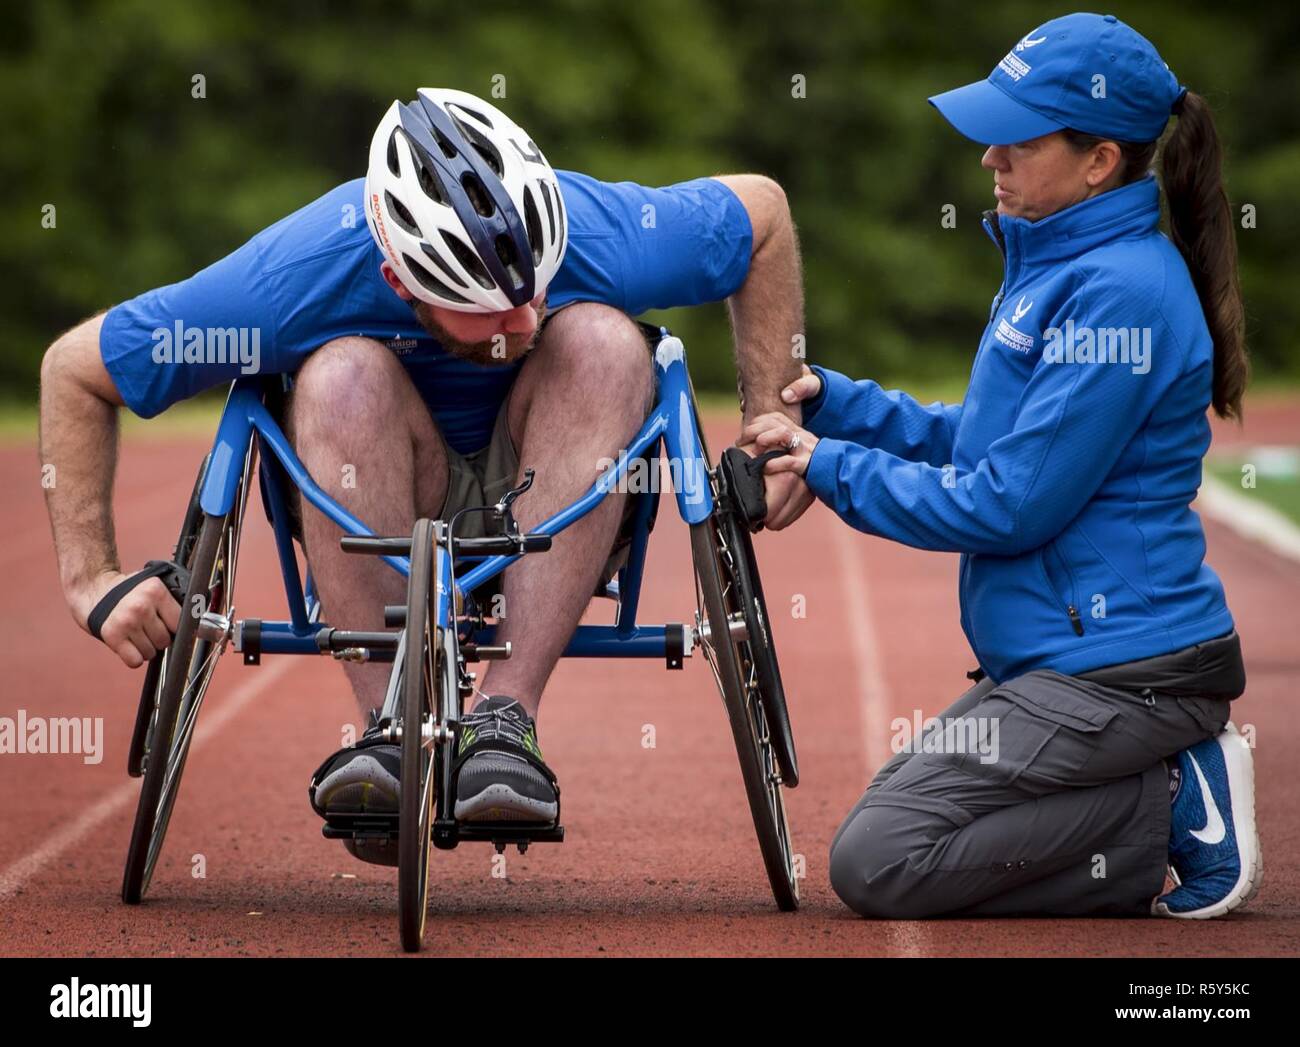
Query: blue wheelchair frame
198 329 714 662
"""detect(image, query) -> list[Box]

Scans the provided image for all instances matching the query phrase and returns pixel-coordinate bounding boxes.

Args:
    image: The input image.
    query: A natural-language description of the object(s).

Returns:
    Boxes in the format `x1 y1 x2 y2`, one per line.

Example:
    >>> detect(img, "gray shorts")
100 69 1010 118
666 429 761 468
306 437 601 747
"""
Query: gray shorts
436 396 638 595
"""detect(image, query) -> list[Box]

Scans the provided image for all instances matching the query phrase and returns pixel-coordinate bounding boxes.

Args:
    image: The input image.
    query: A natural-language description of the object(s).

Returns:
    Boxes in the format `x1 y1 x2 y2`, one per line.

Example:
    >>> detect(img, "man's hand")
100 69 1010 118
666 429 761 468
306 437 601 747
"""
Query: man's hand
73 570 181 669
748 458 815 530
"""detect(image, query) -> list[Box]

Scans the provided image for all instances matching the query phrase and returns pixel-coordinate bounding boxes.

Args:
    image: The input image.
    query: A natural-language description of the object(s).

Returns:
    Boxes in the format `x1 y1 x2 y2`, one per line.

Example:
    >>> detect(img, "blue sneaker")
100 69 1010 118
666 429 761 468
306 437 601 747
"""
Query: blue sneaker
1153 722 1262 919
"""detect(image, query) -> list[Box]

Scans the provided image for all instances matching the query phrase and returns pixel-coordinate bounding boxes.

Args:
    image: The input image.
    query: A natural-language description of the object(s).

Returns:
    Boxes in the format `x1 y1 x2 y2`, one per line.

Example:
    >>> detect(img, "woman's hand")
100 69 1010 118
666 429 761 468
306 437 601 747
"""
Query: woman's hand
779 364 823 407
740 412 820 477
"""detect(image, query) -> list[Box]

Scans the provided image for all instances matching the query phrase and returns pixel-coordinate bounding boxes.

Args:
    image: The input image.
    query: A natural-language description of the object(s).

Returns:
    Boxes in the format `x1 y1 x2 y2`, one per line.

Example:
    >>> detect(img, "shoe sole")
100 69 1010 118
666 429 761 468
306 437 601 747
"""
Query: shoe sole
1154 722 1262 919
454 783 557 823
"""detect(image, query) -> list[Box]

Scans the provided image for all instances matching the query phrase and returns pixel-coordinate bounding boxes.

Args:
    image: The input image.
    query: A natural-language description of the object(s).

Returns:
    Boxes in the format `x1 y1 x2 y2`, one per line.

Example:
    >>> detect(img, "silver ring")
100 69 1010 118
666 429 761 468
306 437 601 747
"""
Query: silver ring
788 432 802 451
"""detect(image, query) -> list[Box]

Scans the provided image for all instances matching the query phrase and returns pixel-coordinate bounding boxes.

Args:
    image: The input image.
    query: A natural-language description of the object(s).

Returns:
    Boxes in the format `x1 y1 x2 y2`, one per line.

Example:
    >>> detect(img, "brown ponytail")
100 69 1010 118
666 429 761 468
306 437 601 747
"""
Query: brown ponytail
1063 92 1248 420
1160 91 1248 420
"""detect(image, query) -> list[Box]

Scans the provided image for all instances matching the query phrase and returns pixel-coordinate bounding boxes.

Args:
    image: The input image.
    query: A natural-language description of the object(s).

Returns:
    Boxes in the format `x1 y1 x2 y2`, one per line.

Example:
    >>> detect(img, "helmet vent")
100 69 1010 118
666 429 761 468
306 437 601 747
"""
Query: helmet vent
431 125 459 160
522 186 544 266
384 191 420 237
448 102 493 129
419 242 470 289
461 173 496 218
452 118 505 177
402 252 472 304
494 234 524 291
386 131 402 177
538 179 556 245
441 231 496 290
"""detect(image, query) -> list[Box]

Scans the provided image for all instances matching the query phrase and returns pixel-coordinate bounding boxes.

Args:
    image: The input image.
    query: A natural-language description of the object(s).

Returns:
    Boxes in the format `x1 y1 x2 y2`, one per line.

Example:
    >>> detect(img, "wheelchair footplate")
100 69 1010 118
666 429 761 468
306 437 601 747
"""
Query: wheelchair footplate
322 812 565 855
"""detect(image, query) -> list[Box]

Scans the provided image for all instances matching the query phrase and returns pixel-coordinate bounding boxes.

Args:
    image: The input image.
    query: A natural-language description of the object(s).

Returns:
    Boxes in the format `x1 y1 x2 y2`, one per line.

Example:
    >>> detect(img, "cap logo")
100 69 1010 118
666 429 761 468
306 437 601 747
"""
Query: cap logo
1015 35 1047 51
998 50 1033 81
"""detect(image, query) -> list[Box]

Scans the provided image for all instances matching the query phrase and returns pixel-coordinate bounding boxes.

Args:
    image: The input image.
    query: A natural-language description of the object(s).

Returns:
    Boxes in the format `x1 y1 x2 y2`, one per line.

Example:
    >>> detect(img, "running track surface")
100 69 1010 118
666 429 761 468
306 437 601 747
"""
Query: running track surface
1 405 1296 957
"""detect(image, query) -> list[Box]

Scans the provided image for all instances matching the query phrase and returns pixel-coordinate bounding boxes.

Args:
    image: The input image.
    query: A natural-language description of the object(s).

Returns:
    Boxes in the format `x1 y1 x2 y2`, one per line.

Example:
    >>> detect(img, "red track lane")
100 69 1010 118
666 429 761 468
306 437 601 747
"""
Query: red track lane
1 408 1296 956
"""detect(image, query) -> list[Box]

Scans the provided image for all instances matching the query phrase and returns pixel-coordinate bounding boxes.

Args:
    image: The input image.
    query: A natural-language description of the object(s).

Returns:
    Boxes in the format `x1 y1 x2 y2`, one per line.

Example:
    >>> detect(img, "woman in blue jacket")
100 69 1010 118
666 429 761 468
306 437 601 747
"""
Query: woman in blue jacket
745 13 1257 919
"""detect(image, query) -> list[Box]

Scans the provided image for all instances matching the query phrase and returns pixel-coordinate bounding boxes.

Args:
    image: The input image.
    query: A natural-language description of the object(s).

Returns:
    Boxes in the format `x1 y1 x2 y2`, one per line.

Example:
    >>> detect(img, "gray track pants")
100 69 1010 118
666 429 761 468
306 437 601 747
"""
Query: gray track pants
828 634 1242 918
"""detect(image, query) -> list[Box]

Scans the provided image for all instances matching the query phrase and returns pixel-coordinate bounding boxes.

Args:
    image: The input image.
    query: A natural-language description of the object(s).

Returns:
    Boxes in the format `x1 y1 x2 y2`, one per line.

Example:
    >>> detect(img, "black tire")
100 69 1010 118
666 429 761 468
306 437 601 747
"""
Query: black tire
128 454 209 779
715 506 798 787
398 519 438 952
121 509 230 904
691 519 799 911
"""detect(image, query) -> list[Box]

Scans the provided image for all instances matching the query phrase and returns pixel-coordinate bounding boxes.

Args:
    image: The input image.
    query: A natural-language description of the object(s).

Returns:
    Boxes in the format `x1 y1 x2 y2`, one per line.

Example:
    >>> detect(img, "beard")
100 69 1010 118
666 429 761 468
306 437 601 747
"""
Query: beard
412 300 547 367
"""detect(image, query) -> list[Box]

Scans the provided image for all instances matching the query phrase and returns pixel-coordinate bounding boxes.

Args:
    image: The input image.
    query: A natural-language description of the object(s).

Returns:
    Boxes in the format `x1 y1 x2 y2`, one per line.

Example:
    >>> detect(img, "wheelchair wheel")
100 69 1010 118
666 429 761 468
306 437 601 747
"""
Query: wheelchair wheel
691 517 799 911
715 486 798 788
398 519 439 952
127 454 209 779
122 448 254 904
121 511 231 902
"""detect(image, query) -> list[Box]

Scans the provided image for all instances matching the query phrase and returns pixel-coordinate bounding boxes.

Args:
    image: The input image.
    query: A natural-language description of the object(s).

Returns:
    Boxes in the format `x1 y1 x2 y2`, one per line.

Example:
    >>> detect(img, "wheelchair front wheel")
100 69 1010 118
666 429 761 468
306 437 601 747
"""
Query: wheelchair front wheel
398 519 439 952
691 518 799 911
121 509 235 904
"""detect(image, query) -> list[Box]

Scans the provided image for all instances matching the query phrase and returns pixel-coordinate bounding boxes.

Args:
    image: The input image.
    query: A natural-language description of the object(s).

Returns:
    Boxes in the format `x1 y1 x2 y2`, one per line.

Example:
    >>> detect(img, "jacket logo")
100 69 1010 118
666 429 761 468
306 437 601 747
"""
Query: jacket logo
1011 296 1033 324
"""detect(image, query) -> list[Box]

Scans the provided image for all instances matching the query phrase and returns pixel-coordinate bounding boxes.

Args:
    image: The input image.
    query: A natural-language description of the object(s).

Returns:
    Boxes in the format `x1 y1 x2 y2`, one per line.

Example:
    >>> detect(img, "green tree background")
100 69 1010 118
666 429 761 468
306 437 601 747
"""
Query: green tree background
4 0 1296 405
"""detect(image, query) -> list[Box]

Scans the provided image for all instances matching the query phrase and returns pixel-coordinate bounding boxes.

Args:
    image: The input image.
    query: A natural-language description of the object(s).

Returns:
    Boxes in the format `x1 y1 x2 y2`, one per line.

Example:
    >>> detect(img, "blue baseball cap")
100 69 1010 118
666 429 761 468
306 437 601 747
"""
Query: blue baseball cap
928 13 1186 145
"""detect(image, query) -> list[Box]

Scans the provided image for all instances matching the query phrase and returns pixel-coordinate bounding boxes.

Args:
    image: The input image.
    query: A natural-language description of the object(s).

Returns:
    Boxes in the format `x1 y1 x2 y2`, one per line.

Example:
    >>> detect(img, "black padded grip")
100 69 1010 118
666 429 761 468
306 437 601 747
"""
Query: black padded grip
87 560 192 641
721 447 786 531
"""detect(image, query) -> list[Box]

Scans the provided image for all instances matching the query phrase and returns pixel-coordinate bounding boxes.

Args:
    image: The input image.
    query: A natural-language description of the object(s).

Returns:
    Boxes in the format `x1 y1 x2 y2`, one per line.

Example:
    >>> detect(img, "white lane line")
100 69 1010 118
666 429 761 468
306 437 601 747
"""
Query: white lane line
828 517 929 957
828 520 892 774
0 656 293 901
1197 472 1300 564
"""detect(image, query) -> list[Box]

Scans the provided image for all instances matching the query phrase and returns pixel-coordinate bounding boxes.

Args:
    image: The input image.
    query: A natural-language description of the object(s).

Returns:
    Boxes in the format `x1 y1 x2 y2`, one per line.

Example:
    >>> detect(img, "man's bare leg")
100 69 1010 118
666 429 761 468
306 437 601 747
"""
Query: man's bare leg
288 337 450 719
479 304 654 717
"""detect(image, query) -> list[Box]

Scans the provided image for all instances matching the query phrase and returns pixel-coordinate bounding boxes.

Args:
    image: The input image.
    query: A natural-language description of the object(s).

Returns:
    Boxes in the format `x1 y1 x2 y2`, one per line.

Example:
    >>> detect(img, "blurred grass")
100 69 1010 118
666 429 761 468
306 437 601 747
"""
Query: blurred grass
2 374 978 446
1206 456 1300 526
7 372 1295 446
0 396 228 444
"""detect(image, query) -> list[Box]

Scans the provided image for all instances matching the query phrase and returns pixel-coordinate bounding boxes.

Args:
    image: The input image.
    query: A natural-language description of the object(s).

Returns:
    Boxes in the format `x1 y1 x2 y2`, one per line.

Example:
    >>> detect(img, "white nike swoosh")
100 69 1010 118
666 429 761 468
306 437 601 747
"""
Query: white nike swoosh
1019 35 1047 48
1189 753 1226 845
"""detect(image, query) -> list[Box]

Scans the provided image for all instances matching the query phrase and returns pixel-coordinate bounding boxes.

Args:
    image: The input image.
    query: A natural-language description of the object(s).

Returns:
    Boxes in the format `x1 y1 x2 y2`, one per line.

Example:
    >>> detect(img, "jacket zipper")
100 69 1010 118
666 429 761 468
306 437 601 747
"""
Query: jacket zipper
1044 544 1084 636
982 209 1009 316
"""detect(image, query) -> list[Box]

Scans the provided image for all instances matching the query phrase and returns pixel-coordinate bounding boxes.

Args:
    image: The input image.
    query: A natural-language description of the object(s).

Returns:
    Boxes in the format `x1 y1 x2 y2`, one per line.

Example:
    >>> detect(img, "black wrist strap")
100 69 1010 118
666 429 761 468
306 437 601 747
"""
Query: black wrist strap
722 447 786 531
88 560 191 641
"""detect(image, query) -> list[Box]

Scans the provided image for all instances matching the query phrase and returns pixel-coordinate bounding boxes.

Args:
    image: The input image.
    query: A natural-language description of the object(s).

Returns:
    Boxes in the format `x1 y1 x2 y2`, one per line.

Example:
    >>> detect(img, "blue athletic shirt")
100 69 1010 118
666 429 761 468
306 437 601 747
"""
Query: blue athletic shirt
100 172 753 453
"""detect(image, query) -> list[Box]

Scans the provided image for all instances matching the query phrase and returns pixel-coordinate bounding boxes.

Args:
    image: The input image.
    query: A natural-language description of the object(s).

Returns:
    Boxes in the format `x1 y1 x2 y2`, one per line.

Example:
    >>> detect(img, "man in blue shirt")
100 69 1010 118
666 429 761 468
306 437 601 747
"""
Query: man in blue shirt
38 89 810 851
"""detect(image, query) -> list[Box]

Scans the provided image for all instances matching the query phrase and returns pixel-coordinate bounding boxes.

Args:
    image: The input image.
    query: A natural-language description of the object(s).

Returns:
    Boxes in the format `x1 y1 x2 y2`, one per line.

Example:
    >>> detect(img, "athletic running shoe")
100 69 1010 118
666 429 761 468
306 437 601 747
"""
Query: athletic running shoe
308 715 400 820
1153 722 1262 918
452 696 559 823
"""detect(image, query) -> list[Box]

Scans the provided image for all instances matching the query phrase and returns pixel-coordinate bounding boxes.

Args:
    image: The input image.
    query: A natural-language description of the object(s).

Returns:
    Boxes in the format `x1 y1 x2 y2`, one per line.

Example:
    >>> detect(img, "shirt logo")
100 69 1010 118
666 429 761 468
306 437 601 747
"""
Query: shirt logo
1011 296 1033 324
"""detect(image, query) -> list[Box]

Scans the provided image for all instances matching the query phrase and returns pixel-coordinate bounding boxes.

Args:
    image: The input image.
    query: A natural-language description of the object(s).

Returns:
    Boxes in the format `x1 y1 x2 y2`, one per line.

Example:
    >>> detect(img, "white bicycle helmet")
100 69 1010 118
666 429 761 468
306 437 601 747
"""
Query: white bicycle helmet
364 88 567 312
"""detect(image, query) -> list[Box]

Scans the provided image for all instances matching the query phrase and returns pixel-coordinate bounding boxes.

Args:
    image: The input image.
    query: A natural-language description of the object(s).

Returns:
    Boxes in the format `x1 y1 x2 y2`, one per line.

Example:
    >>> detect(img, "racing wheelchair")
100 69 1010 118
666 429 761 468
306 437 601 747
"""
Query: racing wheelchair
118 324 800 951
